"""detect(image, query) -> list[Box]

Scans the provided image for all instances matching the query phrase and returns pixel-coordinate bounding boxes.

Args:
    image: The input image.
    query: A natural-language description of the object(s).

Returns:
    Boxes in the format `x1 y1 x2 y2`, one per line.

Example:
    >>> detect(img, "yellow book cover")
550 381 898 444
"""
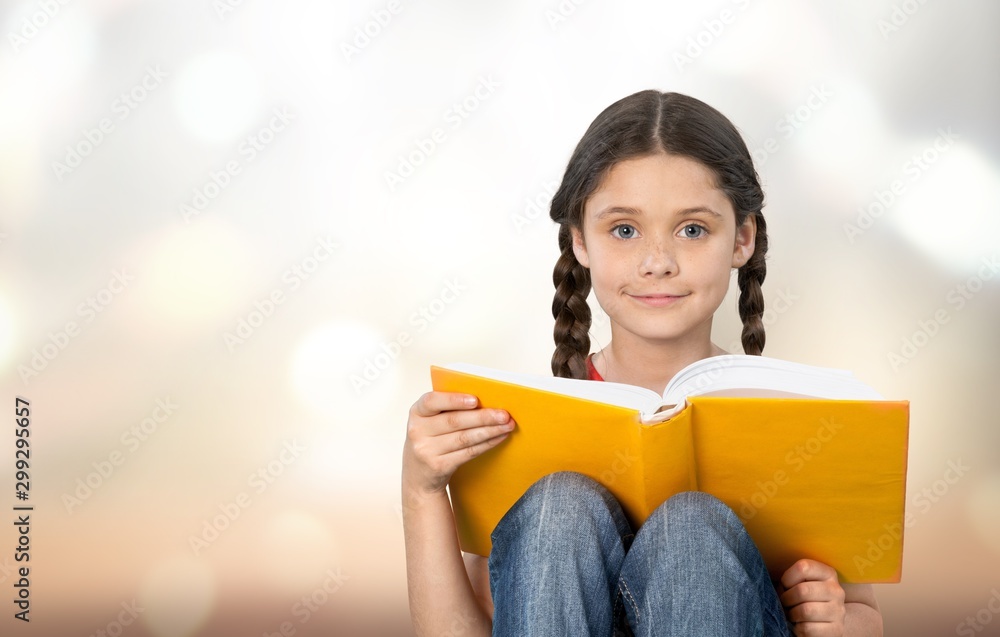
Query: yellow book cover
430 355 909 584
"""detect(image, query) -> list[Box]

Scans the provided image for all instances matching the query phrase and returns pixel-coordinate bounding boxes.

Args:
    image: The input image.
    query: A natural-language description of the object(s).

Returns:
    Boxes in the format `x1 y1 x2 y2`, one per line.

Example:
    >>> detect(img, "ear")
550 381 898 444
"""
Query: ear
732 214 756 269
571 226 590 268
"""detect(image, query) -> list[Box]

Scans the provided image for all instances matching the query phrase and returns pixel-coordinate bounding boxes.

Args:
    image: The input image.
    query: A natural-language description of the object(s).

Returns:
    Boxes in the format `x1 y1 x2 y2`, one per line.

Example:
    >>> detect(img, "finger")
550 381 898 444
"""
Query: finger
785 601 845 627
437 406 511 435
413 391 480 418
789 617 840 637
780 559 837 590
780 580 842 608
405 416 514 482
436 414 515 453
440 426 513 466
411 403 511 441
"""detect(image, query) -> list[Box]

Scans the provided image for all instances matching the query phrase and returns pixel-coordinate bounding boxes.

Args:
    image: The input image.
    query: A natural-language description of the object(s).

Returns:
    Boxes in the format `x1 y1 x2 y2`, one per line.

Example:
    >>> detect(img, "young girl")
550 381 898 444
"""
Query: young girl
402 90 883 636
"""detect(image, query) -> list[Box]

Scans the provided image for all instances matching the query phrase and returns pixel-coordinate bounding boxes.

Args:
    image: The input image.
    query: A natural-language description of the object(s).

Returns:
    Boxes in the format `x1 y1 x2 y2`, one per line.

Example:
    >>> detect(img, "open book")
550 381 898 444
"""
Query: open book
431 355 909 583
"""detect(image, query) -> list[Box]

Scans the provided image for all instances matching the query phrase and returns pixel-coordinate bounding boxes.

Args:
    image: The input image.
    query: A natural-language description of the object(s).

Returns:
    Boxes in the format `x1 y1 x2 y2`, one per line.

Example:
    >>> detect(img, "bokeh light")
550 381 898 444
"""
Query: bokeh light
1 1 997 635
173 49 263 144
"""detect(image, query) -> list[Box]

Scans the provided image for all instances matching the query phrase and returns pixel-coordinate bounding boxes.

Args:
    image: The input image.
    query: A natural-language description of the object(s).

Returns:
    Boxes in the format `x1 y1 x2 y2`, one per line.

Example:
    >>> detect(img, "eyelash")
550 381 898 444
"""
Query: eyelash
610 223 708 240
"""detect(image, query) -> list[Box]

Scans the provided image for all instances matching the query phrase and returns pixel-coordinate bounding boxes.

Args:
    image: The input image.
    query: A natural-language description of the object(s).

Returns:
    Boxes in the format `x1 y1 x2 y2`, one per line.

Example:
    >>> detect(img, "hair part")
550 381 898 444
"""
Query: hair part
549 90 768 378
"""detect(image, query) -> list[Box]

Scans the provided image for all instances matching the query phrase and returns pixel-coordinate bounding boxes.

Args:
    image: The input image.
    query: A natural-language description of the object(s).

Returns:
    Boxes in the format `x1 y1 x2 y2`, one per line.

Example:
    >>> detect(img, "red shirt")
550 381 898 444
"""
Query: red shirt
586 354 604 381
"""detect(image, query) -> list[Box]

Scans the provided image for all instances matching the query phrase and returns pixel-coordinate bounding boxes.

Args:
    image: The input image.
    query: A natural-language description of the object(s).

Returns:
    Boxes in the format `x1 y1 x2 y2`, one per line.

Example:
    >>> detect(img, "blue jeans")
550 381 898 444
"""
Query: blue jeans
488 471 793 636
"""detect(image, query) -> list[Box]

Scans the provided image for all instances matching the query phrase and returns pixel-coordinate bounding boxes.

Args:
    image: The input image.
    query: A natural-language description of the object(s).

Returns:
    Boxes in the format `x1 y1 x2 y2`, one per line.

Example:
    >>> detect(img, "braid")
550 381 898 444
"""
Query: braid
551 226 592 379
737 213 768 355
546 89 768 364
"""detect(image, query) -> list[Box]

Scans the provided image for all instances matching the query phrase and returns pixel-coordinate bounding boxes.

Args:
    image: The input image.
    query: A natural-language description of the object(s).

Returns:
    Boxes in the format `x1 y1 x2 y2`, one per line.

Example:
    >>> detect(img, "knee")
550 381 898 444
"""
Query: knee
489 472 631 600
492 471 618 537
530 470 606 496
665 491 735 519
519 471 613 521
647 491 747 546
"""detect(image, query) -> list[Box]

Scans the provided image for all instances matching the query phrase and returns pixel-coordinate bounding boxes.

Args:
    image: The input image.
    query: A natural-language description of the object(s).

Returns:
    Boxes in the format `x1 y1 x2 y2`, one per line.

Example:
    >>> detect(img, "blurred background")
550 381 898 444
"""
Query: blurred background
0 0 998 635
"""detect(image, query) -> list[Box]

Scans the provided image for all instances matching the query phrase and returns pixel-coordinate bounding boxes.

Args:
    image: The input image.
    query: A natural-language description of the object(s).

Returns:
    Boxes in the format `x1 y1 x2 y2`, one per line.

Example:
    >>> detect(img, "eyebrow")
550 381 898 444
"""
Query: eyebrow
594 205 722 219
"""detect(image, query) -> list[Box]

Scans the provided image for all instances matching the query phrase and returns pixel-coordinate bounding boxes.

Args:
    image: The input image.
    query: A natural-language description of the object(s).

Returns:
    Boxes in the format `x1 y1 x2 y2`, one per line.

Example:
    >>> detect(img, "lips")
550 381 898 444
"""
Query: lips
629 293 687 307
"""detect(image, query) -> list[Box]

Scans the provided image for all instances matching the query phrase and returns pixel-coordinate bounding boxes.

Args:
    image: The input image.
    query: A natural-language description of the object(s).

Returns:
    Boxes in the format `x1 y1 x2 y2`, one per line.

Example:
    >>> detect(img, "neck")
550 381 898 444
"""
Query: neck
596 329 726 394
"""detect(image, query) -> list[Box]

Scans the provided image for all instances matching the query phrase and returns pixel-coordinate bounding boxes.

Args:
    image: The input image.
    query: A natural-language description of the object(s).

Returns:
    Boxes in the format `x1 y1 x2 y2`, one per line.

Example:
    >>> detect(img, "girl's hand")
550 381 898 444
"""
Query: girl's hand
402 391 515 496
777 559 846 637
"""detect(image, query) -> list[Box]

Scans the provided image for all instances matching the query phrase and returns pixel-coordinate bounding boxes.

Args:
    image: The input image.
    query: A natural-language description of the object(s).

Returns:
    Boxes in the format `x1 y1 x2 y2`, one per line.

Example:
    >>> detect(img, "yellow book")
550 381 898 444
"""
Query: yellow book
430 355 909 584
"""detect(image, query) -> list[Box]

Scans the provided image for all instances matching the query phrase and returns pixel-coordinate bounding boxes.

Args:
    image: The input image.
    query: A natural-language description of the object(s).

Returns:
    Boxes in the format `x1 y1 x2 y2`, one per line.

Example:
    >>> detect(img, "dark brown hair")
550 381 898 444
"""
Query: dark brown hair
550 90 768 379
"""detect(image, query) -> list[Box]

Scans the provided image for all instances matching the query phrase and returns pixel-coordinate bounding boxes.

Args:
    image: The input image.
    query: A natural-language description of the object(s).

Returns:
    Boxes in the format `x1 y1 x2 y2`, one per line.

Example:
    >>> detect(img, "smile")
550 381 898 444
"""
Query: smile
628 294 688 307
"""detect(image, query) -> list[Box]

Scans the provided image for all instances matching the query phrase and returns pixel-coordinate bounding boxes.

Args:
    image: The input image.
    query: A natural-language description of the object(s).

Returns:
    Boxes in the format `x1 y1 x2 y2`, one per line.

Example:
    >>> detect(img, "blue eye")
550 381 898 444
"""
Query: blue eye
612 224 636 239
682 224 706 238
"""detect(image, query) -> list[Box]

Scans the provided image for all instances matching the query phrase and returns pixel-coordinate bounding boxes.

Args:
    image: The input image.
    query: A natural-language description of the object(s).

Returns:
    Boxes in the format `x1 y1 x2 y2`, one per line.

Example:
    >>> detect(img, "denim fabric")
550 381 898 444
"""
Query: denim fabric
488 471 793 637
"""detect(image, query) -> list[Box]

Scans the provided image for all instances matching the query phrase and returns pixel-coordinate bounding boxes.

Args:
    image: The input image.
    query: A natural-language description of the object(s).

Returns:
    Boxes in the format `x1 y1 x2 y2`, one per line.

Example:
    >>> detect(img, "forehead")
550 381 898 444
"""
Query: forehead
584 153 731 218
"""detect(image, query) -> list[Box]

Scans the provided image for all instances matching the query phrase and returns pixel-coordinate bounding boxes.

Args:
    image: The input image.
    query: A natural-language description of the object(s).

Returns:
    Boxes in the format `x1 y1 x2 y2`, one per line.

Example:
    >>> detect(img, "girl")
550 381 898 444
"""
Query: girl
402 90 883 636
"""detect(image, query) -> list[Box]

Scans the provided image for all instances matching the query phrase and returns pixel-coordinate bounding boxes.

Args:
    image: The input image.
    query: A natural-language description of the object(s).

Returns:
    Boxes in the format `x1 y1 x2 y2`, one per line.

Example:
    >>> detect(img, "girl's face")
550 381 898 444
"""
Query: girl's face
571 152 755 351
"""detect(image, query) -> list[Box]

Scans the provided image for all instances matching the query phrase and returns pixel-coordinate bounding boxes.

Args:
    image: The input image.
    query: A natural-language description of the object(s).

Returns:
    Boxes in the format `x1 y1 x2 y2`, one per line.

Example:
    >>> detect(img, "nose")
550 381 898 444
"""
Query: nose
639 234 677 277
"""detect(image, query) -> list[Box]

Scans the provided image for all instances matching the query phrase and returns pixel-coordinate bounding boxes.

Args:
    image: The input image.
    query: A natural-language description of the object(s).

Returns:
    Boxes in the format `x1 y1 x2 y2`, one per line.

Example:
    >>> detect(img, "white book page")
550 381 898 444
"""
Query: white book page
441 355 883 423
661 355 883 404
439 363 662 412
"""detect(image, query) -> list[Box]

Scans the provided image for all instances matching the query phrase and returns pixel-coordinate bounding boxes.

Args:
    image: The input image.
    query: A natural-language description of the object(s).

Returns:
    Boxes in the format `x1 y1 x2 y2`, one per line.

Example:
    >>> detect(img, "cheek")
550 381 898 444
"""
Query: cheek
585 251 626 310
590 249 628 285
687 253 735 295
